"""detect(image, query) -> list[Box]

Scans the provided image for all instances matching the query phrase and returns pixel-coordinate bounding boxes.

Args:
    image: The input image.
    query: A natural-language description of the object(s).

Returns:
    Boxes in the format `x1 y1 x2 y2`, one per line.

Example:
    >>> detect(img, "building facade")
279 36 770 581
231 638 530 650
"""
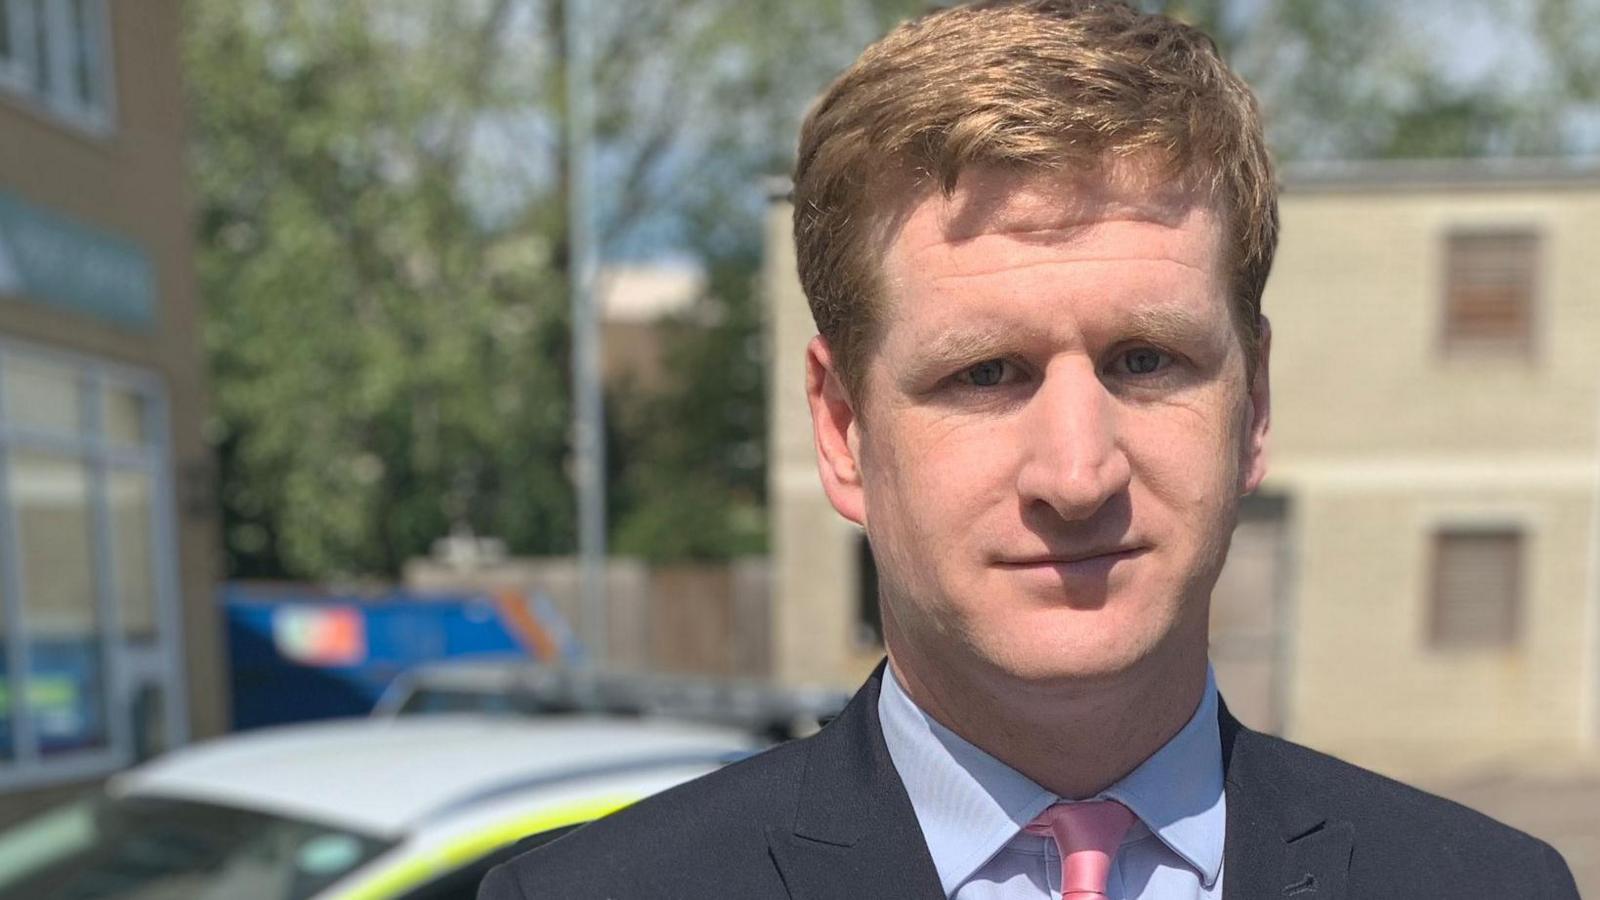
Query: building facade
764 160 1600 772
0 0 226 813
1261 160 1600 769
764 189 885 691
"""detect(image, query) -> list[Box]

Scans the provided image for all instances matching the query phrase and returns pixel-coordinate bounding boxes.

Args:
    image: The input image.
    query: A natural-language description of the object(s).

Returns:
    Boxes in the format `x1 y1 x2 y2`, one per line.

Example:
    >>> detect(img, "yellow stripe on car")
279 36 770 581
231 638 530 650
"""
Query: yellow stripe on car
336 795 637 899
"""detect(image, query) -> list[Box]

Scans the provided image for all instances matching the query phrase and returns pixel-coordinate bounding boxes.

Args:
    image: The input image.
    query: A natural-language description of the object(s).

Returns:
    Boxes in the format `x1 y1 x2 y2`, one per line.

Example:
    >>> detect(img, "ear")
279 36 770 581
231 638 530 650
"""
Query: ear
805 336 867 526
1240 316 1272 495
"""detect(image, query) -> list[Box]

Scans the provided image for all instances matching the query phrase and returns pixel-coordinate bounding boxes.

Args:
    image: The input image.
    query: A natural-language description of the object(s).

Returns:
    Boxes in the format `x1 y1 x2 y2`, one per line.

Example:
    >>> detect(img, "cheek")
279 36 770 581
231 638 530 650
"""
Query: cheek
861 419 1017 557
1127 402 1244 524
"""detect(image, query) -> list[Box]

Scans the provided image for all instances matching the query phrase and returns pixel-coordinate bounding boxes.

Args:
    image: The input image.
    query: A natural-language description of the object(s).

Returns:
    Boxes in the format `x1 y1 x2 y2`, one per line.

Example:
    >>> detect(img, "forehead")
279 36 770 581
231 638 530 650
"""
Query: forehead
881 164 1226 296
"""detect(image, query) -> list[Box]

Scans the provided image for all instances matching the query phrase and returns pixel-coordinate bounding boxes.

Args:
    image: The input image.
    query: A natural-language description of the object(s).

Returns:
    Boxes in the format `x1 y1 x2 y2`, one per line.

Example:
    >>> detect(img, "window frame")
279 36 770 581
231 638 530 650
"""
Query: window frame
0 0 35 96
0 336 184 790
0 0 115 137
1438 226 1542 360
1426 525 1526 651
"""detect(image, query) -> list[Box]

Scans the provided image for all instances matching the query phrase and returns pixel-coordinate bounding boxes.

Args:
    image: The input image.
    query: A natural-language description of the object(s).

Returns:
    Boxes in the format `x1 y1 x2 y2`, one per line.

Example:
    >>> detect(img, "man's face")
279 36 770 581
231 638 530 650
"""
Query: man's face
807 165 1270 688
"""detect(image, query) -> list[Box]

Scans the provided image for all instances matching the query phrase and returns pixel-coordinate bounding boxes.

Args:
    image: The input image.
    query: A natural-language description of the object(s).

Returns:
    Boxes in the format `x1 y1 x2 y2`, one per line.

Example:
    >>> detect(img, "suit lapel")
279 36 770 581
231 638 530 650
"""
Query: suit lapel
767 663 945 900
1220 702 1354 900
767 672 1358 900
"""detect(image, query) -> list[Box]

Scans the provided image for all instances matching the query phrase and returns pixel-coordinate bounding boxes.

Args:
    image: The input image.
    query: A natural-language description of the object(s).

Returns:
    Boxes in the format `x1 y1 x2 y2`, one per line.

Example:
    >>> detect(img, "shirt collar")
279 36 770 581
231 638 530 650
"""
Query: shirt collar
1100 668 1226 888
877 664 1225 896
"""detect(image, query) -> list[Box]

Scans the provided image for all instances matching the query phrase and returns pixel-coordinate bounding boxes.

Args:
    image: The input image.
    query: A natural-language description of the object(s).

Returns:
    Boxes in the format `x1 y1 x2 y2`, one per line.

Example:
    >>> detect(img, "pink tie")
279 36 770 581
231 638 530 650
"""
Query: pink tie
1024 800 1136 898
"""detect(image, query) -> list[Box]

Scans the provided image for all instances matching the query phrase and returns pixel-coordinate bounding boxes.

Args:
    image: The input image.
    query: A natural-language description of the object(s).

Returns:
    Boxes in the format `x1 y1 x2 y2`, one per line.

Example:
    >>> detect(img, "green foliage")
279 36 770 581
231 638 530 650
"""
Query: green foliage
600 0 927 563
1148 0 1593 160
188 0 923 576
190 1 576 578
1537 0 1600 91
190 0 1600 578
611 241 770 562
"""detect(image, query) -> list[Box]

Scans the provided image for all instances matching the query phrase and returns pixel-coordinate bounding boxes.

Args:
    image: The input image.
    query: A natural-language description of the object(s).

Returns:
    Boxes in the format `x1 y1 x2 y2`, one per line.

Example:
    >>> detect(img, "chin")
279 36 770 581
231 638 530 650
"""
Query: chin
970 612 1171 687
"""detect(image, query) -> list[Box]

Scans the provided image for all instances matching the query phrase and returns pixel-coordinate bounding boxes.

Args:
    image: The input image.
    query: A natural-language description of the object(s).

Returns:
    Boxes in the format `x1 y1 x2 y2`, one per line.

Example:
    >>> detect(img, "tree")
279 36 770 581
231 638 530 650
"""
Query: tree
1149 0 1593 160
190 0 1600 578
187 0 925 577
616 0 1600 565
190 2 577 578
608 233 769 562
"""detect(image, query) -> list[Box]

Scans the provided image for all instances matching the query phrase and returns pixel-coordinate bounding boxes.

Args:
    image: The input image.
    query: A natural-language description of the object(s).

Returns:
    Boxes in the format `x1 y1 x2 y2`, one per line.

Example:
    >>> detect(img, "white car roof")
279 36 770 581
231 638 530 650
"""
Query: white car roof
113 713 754 837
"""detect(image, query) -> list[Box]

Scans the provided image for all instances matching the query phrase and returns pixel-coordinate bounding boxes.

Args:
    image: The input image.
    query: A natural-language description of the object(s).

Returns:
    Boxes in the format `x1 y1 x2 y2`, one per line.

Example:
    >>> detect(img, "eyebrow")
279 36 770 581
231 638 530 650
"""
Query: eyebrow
1122 304 1218 347
920 325 1023 365
897 325 1035 387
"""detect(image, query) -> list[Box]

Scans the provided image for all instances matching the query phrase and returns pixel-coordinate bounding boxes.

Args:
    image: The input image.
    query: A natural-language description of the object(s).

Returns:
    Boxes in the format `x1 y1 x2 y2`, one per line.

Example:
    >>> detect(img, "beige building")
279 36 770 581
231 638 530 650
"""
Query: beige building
764 159 1600 771
0 0 226 817
599 263 708 387
765 186 888 692
1263 159 1600 769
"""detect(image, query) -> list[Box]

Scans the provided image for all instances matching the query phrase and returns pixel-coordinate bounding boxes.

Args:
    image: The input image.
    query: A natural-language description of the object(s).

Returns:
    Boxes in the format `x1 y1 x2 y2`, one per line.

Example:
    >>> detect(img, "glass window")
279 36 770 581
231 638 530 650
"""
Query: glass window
129 682 163 762
0 344 174 782
10 451 108 755
0 796 393 900
66 0 92 108
1442 230 1538 357
0 0 32 92
102 385 146 447
1429 528 1523 649
107 469 156 642
2 356 83 437
0 0 110 131
26 0 47 96
0 3 13 65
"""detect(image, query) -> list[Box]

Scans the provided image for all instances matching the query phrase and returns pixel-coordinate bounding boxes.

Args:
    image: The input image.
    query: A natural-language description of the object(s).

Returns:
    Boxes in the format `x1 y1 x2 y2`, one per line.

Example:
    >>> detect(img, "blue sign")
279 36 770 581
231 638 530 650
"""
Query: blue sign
0 638 109 755
0 189 157 329
222 584 537 730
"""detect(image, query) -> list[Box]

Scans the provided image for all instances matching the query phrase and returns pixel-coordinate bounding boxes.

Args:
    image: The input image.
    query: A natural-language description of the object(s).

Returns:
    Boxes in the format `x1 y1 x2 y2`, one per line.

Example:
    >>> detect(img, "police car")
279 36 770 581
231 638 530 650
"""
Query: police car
0 713 756 899
374 659 851 743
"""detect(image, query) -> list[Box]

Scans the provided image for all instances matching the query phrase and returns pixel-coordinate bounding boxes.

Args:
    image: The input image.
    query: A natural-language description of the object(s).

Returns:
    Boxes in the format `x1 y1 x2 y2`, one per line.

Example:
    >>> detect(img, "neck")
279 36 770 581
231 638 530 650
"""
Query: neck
885 636 1208 800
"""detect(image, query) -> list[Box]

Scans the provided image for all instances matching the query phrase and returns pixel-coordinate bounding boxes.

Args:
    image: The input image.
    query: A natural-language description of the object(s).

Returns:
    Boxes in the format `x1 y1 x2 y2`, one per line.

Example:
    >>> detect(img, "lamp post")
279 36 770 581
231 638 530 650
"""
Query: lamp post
563 0 607 667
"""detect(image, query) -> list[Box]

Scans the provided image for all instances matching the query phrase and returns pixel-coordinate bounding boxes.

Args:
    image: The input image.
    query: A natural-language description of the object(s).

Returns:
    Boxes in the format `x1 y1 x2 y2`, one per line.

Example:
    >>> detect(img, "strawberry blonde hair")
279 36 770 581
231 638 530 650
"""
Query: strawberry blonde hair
792 0 1277 398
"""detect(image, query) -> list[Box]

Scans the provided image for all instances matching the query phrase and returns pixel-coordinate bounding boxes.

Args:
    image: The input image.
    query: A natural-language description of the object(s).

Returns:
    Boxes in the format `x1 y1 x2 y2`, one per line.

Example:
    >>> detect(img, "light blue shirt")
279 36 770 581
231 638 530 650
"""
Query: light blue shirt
878 665 1226 899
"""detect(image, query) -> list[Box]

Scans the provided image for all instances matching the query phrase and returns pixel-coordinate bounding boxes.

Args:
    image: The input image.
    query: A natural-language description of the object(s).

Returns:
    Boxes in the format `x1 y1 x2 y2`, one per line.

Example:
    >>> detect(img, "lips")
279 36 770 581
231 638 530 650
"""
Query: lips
994 546 1148 567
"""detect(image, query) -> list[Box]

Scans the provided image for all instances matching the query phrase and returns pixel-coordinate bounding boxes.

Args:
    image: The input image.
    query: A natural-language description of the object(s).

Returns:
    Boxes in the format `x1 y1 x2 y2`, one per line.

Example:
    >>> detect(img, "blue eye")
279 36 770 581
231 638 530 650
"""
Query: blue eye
1120 348 1168 375
962 360 1008 387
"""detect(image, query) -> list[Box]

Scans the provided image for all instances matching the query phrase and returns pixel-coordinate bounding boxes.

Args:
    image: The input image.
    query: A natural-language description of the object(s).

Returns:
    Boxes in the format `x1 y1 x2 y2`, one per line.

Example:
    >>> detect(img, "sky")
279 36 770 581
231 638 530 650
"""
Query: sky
454 0 1600 267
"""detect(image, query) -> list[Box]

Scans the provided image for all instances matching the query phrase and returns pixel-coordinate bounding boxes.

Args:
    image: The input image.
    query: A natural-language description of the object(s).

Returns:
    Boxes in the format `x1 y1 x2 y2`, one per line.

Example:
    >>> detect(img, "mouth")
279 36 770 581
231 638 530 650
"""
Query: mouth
993 546 1149 569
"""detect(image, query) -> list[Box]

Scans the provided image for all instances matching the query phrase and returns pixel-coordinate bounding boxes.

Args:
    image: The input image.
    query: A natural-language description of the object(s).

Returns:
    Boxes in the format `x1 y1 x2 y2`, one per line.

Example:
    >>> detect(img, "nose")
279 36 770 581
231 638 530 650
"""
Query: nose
1014 359 1132 522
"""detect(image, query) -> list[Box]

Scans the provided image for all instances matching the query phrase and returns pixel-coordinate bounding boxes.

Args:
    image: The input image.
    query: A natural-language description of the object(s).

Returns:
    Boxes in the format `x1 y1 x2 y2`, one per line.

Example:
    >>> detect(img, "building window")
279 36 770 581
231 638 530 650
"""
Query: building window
856 533 882 647
0 341 179 787
1441 230 1538 356
0 3 13 77
1429 528 1522 649
0 0 112 133
1 0 36 89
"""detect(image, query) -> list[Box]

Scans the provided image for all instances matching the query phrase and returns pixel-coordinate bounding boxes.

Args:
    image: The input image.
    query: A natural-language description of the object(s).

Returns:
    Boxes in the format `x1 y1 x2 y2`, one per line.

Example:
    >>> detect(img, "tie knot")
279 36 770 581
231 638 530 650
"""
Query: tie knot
1023 800 1136 898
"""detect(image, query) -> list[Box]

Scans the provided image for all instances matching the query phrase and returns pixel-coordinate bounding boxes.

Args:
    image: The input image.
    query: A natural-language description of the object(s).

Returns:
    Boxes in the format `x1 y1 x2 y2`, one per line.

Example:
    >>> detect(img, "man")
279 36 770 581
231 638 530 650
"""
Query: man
481 1 1580 897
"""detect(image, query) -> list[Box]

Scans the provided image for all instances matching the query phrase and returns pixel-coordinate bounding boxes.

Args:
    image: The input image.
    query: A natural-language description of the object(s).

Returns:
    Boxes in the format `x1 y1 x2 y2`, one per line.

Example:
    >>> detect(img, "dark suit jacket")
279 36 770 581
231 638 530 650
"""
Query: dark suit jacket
479 664 1579 899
